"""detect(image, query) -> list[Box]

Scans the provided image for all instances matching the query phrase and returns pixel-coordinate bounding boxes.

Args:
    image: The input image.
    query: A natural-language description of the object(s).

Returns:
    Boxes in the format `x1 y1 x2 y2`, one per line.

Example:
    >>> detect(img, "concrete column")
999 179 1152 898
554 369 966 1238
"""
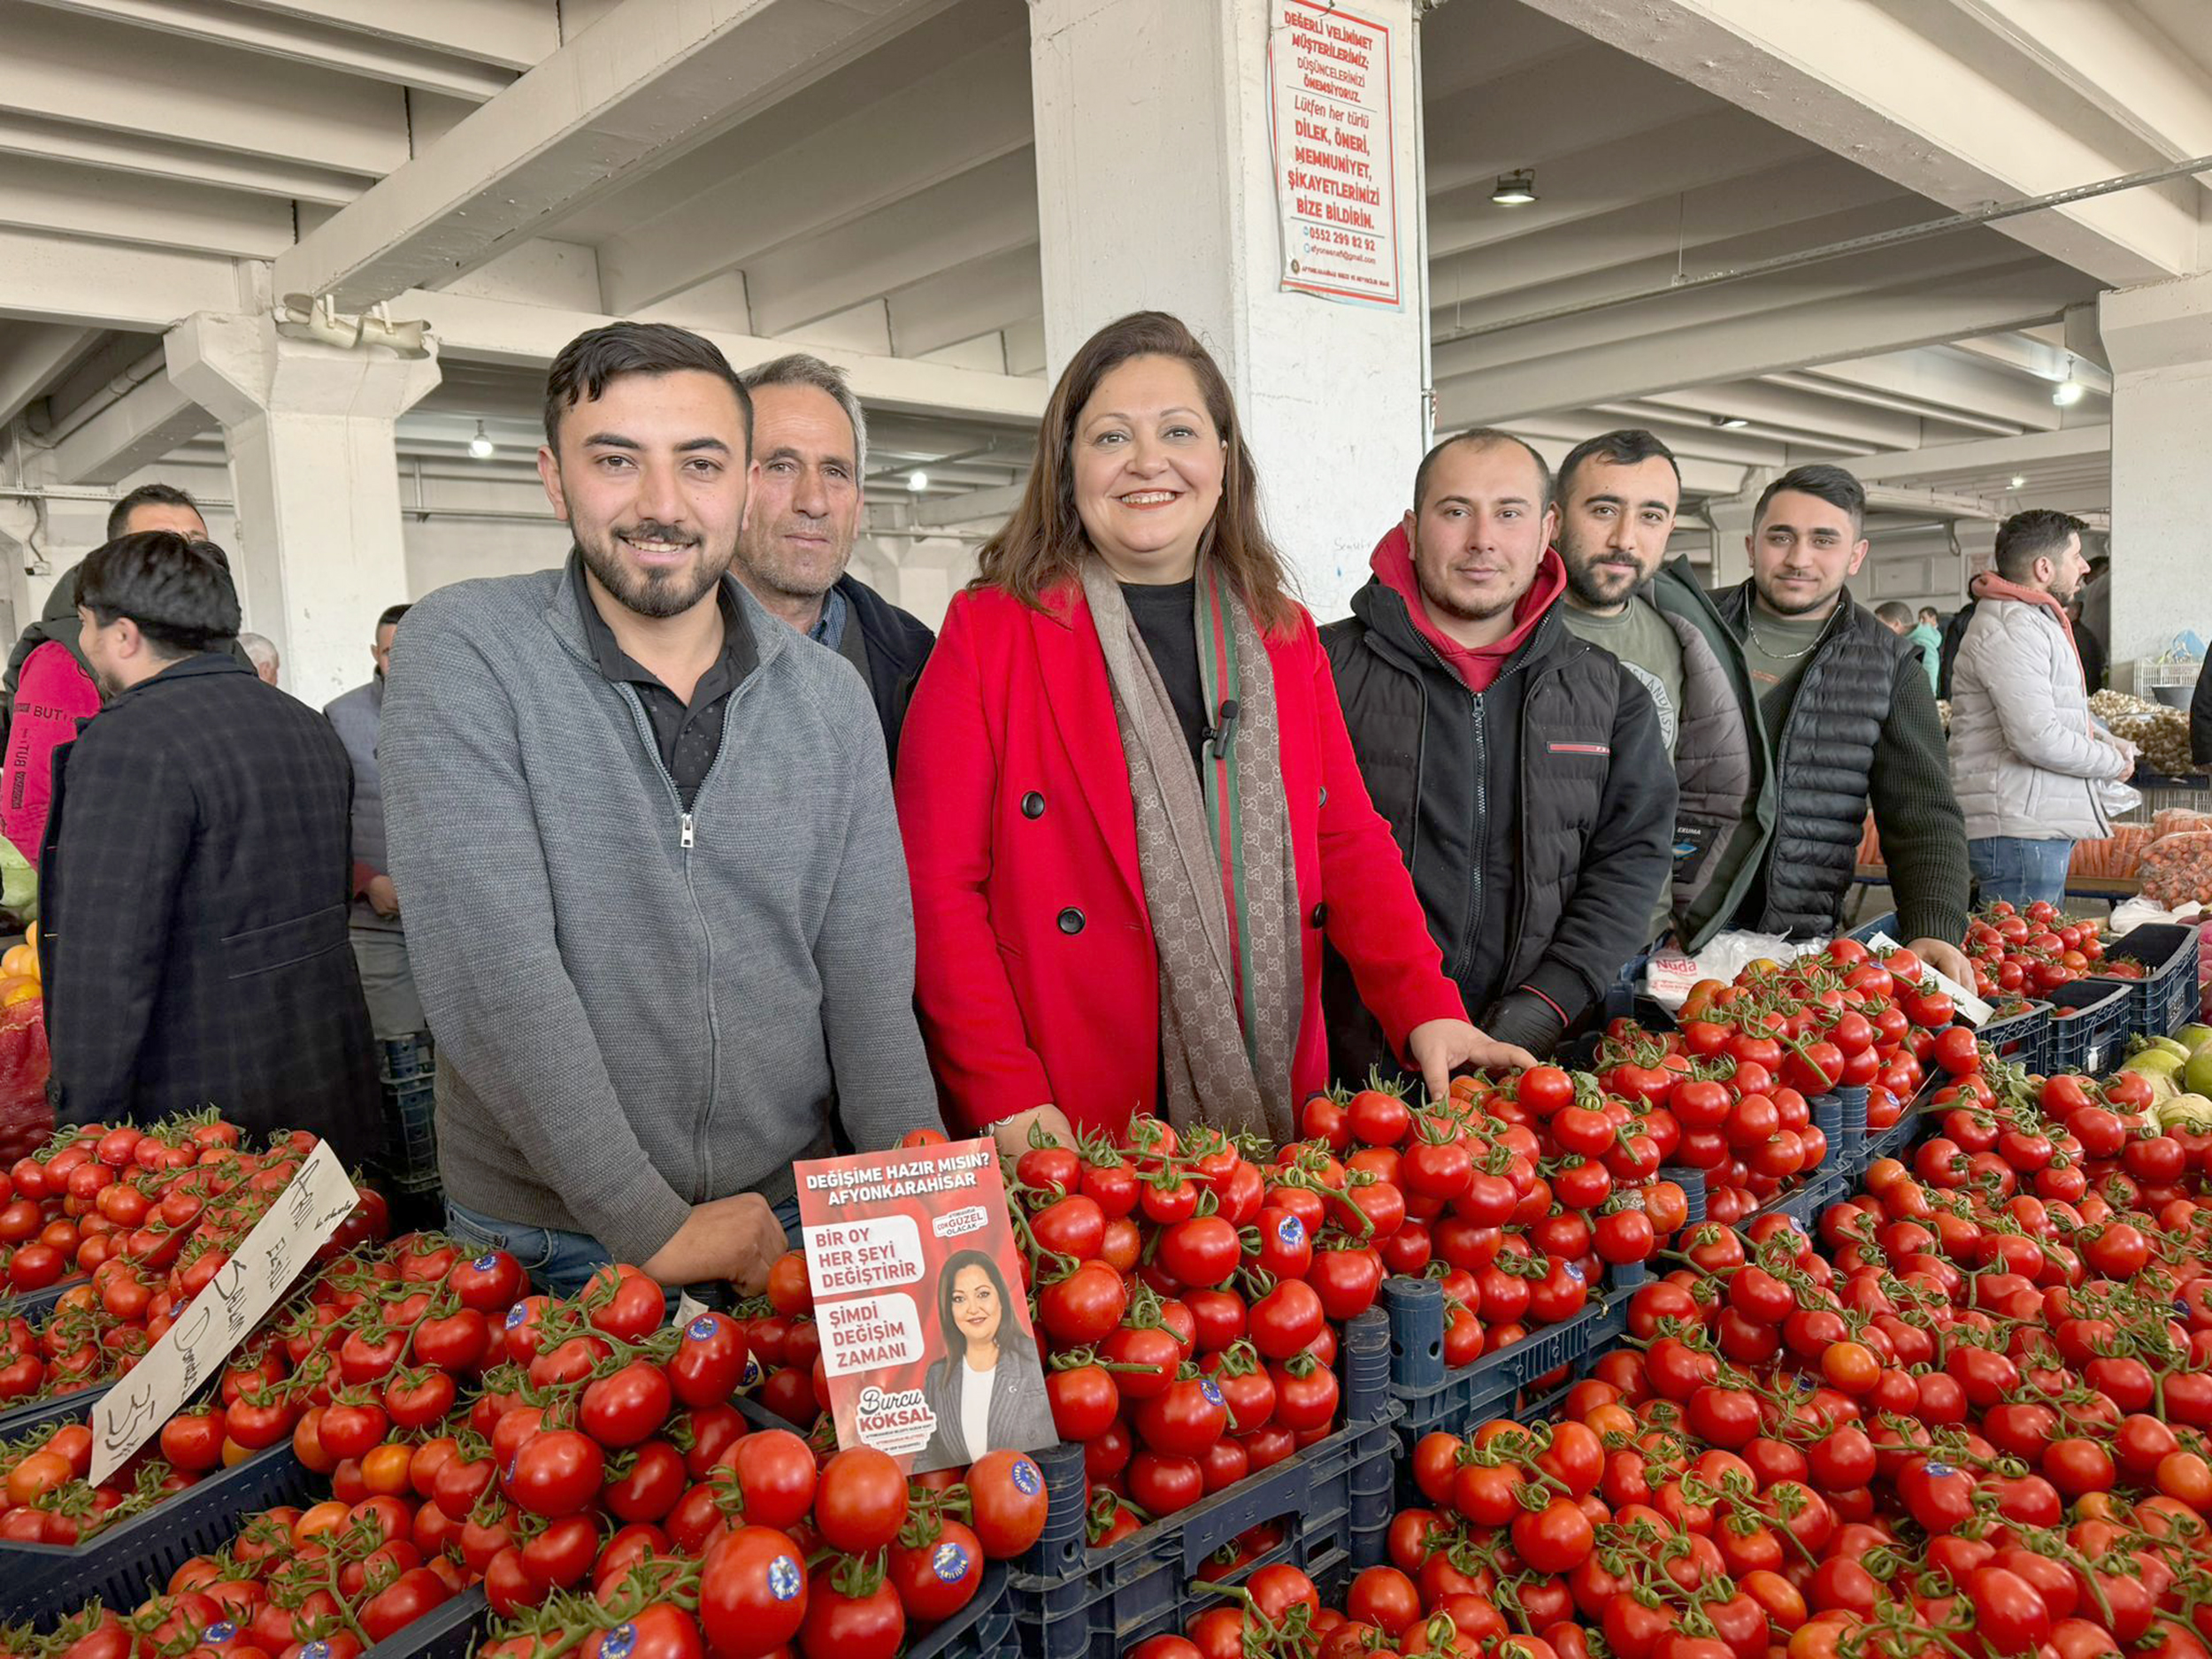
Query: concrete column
1029 0 1426 618
2100 269 2212 679
165 311 440 707
1703 472 1770 593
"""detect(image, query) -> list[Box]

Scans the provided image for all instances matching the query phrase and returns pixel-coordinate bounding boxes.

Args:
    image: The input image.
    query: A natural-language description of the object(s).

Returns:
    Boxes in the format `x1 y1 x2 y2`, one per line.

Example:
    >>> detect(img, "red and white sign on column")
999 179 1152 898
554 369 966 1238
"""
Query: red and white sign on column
1270 1 1401 309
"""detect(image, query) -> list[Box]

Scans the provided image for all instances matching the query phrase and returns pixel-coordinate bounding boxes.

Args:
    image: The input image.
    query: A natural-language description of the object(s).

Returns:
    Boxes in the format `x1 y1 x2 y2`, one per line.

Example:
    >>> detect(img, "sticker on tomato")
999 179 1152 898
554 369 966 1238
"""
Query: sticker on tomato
768 1555 803 1601
932 1540 971 1582
600 1625 635 1659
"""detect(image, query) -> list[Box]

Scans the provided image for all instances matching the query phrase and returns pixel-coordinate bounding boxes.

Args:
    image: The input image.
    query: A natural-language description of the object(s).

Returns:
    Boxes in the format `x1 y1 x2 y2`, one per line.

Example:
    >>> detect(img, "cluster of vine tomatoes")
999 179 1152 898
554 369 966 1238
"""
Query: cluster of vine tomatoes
1964 902 2113 999
0 1116 391 1403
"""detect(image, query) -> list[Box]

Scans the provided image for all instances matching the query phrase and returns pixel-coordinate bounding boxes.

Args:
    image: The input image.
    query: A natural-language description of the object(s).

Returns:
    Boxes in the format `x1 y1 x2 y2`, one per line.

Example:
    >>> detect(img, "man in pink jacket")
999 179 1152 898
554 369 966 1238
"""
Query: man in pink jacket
0 485 209 864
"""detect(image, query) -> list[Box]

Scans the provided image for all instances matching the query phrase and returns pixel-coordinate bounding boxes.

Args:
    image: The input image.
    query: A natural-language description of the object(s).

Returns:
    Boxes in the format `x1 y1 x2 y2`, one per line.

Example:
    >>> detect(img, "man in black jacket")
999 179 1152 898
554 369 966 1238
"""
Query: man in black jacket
40 531 380 1158
734 354 933 765
1707 465 1972 982
1322 429 1677 1061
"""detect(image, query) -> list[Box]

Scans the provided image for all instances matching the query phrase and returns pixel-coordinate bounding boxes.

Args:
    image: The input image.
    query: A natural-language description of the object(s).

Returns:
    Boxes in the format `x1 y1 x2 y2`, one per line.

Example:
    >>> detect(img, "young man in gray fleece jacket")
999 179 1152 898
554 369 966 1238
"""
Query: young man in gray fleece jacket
381 322 942 1298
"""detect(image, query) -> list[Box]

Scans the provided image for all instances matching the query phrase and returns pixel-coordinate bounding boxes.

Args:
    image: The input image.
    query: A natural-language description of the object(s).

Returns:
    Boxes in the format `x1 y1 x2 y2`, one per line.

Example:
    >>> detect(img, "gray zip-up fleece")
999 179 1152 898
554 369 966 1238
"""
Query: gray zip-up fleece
380 557 941 1266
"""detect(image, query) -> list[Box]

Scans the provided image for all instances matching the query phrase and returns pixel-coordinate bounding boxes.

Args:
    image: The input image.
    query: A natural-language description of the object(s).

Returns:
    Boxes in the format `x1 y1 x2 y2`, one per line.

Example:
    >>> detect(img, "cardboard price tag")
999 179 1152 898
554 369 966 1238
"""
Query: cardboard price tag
1869 932 1994 1027
90 1140 359 1485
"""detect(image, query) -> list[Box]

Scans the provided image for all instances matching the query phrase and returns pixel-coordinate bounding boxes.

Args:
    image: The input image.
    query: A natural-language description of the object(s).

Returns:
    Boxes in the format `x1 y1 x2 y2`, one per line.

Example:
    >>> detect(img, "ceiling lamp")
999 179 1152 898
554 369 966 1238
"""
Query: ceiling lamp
1709 414 1750 429
907 470 929 493
2009 473 2028 489
468 420 495 459
1491 169 1538 205
2052 354 2085 407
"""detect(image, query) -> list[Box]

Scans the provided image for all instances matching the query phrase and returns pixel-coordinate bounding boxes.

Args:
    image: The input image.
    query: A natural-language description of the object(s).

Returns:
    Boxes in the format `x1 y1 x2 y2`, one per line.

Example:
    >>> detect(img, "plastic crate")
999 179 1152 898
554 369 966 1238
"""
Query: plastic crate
384 1075 439 1194
2095 923 2202 1039
1978 1003 2053 1074
0 1382 105 1442
2 1417 318 1627
378 1566 1015 1659
1010 1307 1394 1659
378 1034 434 1086
1385 1277 1612 1446
1658 1167 1706 1227
2044 980 2132 1076
1848 912 1899 944
1855 1111 1921 1172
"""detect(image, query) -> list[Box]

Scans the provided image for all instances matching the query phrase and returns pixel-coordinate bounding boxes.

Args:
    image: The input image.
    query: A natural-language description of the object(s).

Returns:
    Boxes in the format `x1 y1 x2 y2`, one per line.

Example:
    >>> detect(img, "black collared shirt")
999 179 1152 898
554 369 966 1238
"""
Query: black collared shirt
572 557 756 810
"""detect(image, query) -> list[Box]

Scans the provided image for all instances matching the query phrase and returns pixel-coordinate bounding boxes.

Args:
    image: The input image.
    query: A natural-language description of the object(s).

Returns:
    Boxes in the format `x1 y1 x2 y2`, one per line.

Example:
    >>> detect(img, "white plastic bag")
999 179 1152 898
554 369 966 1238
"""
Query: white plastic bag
1643 930 1823 1014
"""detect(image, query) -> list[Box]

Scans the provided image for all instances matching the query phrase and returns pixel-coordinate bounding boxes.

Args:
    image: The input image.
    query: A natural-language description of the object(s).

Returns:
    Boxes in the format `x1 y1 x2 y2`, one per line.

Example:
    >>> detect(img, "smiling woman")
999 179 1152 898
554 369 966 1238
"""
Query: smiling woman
892 311 1537 1154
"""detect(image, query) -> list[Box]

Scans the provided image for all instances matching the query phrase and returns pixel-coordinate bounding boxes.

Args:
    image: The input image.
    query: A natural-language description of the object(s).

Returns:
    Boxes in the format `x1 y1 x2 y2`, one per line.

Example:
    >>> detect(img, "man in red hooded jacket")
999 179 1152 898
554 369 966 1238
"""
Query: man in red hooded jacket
1320 428 1678 1062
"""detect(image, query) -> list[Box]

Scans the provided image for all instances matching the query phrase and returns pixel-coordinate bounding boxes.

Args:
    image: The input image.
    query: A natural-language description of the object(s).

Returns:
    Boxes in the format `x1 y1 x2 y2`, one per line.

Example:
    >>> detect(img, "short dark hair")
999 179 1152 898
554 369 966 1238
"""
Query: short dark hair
1918 606 1939 623
542 322 752 452
1875 602 1914 629
78 532 241 659
1557 428 1681 503
376 603 412 632
105 482 202 544
1414 428 1553 514
1755 464 1865 534
1994 509 2086 581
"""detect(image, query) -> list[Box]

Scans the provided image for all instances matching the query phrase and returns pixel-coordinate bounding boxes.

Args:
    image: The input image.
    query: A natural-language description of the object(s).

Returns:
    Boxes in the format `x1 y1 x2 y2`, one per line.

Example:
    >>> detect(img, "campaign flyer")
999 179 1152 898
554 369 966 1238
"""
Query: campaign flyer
795 1138 1056 1473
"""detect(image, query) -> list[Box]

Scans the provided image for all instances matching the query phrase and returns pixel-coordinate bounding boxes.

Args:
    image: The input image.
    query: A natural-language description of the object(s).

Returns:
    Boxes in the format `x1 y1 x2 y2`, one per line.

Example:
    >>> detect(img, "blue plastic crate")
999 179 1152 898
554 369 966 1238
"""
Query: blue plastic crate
0 1393 318 1628
2043 979 2132 1076
1657 1166 1706 1226
384 1075 439 1193
1010 1307 1394 1659
378 1033 434 1086
365 1589 485 1659
2094 923 2202 1039
1978 1002 2053 1074
1848 911 1900 944
1854 1112 1921 1172
0 1381 105 1442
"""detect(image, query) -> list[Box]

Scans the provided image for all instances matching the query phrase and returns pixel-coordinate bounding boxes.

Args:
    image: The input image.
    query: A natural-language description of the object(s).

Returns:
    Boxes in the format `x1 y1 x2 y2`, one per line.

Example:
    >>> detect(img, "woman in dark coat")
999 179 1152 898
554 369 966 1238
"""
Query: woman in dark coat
919 1249 1056 1470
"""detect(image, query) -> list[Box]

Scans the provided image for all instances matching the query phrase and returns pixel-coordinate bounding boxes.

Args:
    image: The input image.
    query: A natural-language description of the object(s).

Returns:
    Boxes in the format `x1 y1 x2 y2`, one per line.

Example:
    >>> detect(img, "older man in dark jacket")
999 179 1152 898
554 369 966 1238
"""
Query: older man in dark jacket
39 532 380 1159
1322 429 1677 1063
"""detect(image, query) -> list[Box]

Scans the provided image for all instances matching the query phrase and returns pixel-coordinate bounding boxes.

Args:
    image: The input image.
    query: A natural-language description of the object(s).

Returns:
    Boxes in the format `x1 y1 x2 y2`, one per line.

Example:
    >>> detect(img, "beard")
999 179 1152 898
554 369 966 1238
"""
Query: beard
1560 543 1647 609
737 523 847 603
574 521 732 620
1755 573 1839 618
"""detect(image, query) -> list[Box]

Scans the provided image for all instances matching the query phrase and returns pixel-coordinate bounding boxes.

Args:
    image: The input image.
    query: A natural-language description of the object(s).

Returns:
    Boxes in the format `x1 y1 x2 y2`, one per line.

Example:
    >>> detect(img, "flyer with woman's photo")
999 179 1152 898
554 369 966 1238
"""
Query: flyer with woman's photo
794 1138 1057 1473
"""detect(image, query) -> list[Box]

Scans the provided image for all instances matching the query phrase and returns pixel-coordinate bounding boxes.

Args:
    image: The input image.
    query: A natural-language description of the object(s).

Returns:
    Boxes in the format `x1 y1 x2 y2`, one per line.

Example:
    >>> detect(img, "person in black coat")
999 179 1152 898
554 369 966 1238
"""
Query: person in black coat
39 532 381 1161
2193 660 2212 769
918 1249 1056 1471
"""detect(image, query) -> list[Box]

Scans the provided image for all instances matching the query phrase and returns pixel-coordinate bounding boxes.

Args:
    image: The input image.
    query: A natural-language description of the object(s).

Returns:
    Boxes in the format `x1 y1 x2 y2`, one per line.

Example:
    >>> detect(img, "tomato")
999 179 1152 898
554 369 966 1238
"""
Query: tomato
1036 1263 1127 1346
359 1567 451 1643
585 1608 703 1659
726 1428 818 1531
814 1448 908 1555
696 1526 810 1659
1517 1067 1576 1118
580 1361 673 1449
504 1429 605 1517
665 1312 750 1409
964 1448 1048 1557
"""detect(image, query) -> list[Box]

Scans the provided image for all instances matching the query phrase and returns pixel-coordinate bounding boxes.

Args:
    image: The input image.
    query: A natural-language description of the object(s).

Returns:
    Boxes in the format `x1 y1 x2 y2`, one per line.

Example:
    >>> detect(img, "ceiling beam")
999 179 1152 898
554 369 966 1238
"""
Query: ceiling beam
1514 0 2199 286
0 153 297 258
743 148 1041 339
0 324 91 428
0 225 244 330
16 0 514 98
1425 107 1814 262
911 480 1027 527
275 0 960 311
1786 347 2069 433
1836 423 2112 487
599 27 1031 314
1436 257 2100 427
403 288 1048 425
47 373 207 485
0 0 407 178
225 0 557 72
0 112 365 205
1627 380 1927 451
1430 166 1916 327
887 246 1043 360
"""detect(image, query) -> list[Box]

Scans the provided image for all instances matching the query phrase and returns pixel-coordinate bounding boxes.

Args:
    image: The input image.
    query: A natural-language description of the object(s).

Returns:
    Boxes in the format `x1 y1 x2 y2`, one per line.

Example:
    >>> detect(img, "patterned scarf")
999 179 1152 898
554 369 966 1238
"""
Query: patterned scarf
1081 558 1301 1141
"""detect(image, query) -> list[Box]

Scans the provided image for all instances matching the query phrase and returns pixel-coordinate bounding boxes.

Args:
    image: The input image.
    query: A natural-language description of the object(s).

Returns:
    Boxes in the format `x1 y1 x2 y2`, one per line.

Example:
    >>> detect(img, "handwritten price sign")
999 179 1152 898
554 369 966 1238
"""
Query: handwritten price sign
91 1140 360 1485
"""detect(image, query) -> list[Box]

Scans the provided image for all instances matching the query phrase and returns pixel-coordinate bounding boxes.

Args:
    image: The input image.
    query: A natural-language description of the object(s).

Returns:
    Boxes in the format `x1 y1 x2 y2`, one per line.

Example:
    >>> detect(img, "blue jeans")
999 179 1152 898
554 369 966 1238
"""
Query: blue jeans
445 1195 801 1304
1970 836 2073 910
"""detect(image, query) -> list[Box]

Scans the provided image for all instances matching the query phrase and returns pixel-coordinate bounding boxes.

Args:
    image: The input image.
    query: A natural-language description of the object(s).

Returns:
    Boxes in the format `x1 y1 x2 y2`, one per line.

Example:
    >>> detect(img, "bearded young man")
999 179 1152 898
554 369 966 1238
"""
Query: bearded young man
1709 465 1972 983
1320 428 1677 1061
381 323 941 1300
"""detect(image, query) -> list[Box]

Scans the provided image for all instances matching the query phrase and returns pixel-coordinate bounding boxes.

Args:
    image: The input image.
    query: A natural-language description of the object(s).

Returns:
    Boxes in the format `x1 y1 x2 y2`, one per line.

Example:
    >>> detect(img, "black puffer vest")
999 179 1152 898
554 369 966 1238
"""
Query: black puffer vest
1715 585 1910 938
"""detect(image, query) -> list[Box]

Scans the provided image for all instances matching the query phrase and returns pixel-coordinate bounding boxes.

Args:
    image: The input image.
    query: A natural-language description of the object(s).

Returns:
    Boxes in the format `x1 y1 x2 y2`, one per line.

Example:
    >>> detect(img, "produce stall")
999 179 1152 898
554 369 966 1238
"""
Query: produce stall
0 921 2208 1659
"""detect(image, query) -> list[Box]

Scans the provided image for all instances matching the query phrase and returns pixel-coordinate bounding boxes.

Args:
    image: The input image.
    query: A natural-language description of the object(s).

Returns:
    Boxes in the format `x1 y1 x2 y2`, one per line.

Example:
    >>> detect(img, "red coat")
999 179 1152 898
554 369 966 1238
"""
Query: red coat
895 582 1467 1136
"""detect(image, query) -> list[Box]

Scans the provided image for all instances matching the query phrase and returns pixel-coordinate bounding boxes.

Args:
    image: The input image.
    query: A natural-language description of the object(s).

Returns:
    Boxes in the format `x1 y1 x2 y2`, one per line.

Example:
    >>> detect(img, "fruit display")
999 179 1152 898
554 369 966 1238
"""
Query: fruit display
4 920 2210 1659
0 1115 390 1402
2091 688 2200 778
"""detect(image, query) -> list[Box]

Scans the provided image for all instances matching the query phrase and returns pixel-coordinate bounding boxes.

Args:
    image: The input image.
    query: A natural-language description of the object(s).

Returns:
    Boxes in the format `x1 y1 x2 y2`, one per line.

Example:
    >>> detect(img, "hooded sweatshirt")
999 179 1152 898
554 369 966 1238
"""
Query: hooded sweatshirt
1368 526 1568 693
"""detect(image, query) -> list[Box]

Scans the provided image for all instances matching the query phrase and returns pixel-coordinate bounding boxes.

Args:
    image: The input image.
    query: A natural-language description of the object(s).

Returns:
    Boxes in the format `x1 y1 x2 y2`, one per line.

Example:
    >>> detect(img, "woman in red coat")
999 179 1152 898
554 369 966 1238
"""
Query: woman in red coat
895 312 1534 1148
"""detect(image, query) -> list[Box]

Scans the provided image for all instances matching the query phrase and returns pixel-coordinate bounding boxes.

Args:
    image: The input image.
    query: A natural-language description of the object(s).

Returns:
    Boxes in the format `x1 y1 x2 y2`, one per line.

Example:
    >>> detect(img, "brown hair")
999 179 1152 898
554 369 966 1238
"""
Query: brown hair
973 311 1298 633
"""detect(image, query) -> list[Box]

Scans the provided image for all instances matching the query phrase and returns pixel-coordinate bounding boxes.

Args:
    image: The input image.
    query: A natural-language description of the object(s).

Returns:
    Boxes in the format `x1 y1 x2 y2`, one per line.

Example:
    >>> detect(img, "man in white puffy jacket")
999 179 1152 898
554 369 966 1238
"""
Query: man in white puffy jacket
1948 510 2135 908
